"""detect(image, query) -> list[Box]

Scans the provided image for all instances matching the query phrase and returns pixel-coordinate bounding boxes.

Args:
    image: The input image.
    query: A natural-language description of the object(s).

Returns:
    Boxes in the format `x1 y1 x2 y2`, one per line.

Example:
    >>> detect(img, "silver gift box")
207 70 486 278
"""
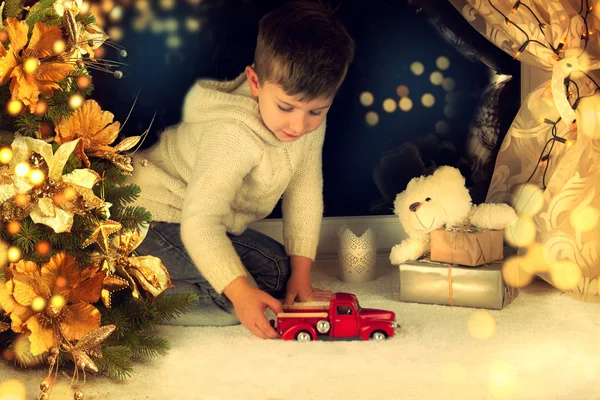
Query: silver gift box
398 259 518 310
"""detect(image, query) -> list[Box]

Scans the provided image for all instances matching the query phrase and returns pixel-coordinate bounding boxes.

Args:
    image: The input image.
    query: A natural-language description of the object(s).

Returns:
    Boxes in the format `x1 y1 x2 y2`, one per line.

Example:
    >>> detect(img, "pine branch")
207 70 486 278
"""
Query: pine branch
129 334 169 359
14 113 42 138
114 206 153 231
104 184 141 207
91 345 133 381
99 304 131 340
154 292 199 324
123 298 159 332
12 219 44 253
25 0 61 29
75 12 96 26
90 160 126 188
3 0 24 19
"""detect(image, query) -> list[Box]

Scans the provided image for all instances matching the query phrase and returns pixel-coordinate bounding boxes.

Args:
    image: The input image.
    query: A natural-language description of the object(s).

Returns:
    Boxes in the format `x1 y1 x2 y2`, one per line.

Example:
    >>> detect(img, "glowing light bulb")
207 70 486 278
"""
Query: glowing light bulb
76 75 91 89
36 240 51 256
7 221 21 235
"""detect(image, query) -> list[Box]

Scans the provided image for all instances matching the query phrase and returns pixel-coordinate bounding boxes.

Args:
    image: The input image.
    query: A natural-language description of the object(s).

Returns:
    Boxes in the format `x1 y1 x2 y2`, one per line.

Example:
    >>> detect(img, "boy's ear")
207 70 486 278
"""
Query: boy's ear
245 66 260 97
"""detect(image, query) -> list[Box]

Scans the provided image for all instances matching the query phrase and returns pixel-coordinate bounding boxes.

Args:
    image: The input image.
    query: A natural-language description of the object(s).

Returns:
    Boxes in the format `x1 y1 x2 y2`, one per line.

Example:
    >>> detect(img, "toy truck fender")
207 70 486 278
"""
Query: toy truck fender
280 323 318 341
359 321 395 340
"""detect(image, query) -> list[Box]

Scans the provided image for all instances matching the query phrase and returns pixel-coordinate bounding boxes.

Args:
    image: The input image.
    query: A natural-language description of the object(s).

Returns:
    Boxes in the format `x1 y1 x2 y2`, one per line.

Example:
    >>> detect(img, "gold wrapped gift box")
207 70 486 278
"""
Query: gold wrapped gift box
398 259 518 310
430 229 504 267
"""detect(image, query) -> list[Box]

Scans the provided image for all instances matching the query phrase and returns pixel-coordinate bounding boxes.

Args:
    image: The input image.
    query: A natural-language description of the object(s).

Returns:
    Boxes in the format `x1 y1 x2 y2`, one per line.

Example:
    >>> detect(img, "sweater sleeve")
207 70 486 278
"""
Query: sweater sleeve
281 122 325 260
180 122 262 294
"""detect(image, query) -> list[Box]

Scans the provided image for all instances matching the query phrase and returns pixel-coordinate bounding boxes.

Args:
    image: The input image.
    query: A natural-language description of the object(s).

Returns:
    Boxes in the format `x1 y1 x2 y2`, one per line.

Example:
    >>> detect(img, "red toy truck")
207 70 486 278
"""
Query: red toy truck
273 292 399 342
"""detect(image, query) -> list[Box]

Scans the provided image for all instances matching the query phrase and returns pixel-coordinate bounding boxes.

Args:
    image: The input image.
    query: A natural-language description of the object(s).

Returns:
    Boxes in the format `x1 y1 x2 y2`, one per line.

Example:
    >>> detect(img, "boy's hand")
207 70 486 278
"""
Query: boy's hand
284 255 333 304
224 276 282 339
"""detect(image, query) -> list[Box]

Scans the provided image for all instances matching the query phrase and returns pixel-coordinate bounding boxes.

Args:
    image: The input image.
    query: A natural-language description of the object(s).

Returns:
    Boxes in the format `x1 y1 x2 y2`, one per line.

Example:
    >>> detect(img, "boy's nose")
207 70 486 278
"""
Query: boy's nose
409 202 421 212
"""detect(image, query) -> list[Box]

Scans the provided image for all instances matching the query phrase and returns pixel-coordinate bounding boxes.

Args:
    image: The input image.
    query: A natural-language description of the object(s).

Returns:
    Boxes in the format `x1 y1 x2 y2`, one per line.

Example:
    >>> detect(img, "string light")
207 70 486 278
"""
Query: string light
512 1 521 13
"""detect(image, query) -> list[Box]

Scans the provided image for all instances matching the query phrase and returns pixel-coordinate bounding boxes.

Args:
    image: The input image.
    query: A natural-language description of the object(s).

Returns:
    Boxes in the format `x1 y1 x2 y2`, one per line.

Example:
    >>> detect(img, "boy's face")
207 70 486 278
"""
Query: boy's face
246 66 333 142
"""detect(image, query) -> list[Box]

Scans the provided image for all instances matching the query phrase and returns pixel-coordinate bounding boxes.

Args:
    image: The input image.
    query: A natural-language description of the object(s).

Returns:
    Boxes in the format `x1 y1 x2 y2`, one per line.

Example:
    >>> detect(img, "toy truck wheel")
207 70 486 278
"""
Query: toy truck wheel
316 320 330 334
296 331 313 343
370 331 387 341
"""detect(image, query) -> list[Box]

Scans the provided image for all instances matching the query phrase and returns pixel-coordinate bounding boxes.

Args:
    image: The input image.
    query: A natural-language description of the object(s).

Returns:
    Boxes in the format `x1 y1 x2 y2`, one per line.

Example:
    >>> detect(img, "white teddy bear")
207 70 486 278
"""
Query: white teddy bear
389 166 517 265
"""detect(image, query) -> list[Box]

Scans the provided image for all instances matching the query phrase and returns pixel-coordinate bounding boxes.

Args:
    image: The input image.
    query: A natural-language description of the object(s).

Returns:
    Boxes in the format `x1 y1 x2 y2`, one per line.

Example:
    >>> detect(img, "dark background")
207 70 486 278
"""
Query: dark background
91 0 520 217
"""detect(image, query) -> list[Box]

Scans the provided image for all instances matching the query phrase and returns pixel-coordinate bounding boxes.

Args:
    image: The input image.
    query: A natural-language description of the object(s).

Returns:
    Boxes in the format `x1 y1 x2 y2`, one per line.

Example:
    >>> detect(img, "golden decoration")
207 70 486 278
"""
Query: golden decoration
81 219 122 253
0 253 105 355
0 321 10 333
100 265 130 308
61 324 116 374
96 226 173 301
0 18 75 111
74 390 85 400
5 137 105 232
55 100 141 174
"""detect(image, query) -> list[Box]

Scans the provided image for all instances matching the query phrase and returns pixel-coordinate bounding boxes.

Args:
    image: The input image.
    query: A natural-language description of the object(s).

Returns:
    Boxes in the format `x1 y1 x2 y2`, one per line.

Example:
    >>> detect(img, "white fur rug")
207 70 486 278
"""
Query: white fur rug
2 260 599 400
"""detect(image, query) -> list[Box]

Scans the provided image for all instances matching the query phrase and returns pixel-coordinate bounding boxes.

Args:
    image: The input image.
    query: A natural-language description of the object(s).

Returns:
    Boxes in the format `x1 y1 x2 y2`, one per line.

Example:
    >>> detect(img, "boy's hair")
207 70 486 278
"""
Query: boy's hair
254 1 355 101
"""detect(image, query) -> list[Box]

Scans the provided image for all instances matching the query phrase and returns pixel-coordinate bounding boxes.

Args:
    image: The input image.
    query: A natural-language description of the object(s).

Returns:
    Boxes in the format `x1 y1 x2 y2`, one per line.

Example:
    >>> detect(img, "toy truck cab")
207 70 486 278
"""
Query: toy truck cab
275 293 399 342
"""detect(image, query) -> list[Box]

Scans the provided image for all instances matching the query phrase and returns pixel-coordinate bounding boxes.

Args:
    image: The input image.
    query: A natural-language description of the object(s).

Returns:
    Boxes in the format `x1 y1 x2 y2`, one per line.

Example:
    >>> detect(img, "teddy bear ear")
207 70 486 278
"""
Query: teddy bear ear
433 166 465 185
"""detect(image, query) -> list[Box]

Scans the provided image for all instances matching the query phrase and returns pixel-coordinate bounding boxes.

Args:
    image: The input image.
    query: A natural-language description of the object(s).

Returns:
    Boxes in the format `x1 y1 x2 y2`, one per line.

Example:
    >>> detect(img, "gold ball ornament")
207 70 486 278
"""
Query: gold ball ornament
39 392 49 400
74 390 84 400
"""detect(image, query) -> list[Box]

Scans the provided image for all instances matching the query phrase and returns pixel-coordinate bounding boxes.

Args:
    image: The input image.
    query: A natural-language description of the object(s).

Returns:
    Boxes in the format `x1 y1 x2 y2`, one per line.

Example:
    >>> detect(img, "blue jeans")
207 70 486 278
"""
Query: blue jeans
135 222 292 326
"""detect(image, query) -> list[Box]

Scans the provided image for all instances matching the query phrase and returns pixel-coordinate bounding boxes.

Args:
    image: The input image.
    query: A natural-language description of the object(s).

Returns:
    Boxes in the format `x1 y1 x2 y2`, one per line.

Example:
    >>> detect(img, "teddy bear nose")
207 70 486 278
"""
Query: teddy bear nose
409 202 421 212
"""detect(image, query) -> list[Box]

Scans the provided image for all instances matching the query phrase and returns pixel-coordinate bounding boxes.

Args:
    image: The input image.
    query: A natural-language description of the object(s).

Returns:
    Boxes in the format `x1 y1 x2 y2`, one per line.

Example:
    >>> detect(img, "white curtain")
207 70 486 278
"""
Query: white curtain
449 0 600 299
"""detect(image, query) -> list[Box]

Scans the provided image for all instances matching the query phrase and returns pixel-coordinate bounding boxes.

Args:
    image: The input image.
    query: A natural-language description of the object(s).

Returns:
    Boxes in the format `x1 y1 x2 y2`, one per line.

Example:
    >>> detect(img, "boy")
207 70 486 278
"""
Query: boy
131 1 355 339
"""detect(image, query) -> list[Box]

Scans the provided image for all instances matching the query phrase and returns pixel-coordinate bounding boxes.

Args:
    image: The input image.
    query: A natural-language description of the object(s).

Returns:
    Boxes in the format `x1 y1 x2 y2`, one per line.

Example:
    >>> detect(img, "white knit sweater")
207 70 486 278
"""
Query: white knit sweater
129 72 325 294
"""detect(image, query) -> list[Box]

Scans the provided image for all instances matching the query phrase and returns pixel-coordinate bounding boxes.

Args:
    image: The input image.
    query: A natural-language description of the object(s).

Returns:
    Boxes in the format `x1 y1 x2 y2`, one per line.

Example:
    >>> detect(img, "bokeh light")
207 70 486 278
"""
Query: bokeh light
186 17 202 32
365 111 379 126
55 276 68 289
165 18 179 32
50 295 66 310
435 120 449 134
360 91 374 107
14 162 30 177
0 240 7 267
29 169 45 185
436 56 451 70
442 362 466 385
549 260 582 291
446 92 459 103
76 75 91 90
14 194 28 207
53 39 66 54
396 85 410 98
410 61 424 76
421 93 435 107
34 100 48 116
7 99 23 116
502 256 534 288
430 71 444 85
444 105 457 118
521 243 551 273
569 206 600 232
31 296 47 312
108 26 124 41
6 221 21 235
166 35 182 48
512 184 545 217
23 58 39 75
505 217 536 247
7 246 21 263
383 98 397 113
467 311 496 340
399 97 413 112
160 0 175 10
0 379 27 400
109 5 124 22
35 241 51 256
69 93 85 109
0 147 12 164
489 360 518 399
442 78 456 92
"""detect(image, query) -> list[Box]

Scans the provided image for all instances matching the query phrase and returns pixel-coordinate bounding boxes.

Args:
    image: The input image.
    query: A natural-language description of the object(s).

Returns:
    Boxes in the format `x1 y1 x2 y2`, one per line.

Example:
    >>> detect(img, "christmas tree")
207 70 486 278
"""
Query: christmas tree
0 0 197 397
